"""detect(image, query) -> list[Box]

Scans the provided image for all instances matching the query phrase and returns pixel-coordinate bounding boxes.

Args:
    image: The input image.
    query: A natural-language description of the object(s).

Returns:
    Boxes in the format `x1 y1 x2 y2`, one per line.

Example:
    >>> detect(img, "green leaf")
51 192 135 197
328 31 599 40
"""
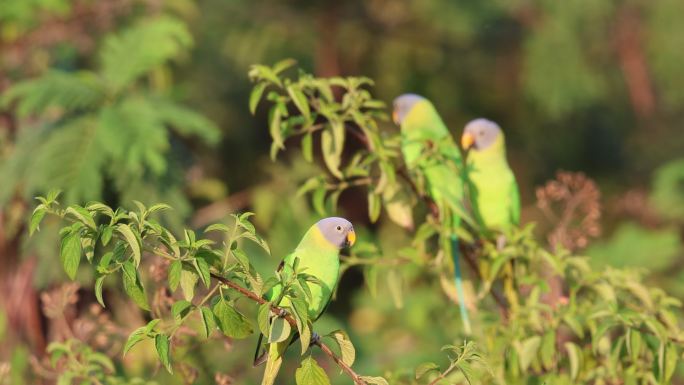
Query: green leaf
302 131 313 162
116 224 141 267
95 275 106 307
250 82 267 114
213 300 253 339
195 258 211 287
415 362 439 379
168 260 182 292
564 342 581 380
663 342 678 383
60 230 82 280
321 129 343 179
627 328 642 363
328 330 355 367
367 191 381 223
516 336 541 372
154 334 173 373
180 265 199 301
359 376 389 385
122 261 149 310
29 206 46 236
387 269 403 309
257 303 271 336
200 306 216 338
65 206 97 229
288 86 311 120
540 330 556 370
171 300 193 323
205 223 231 233
268 317 291 343
123 320 158 356
272 58 296 74
295 356 331 385
101 225 114 246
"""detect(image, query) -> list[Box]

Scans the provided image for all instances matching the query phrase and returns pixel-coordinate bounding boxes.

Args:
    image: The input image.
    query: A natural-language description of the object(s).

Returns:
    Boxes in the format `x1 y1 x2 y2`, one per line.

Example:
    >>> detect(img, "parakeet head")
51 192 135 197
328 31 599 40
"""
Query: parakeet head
392 93 426 125
461 118 504 151
316 217 355 249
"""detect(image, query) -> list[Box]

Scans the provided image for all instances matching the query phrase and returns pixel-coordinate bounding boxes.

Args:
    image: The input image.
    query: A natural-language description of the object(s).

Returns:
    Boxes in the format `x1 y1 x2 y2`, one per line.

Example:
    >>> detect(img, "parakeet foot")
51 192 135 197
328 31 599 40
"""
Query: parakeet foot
496 234 507 251
275 308 288 318
310 332 321 346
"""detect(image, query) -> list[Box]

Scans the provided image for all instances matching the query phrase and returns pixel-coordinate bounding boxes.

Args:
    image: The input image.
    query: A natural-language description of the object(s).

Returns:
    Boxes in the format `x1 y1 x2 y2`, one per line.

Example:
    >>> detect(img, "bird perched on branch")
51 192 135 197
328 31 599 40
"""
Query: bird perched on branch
460 118 520 235
254 217 355 385
393 93 471 335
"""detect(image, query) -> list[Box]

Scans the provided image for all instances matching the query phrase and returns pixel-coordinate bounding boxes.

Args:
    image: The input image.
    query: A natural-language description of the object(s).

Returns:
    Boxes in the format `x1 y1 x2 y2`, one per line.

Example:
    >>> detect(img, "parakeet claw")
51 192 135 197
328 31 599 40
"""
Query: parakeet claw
276 308 288 318
310 332 321 346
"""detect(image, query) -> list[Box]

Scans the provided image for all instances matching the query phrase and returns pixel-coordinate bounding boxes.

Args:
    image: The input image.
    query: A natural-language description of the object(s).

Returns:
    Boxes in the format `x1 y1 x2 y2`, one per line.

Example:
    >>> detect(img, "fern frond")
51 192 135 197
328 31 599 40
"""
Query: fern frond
29 117 105 203
100 16 193 92
98 98 170 176
150 99 221 145
1 71 105 117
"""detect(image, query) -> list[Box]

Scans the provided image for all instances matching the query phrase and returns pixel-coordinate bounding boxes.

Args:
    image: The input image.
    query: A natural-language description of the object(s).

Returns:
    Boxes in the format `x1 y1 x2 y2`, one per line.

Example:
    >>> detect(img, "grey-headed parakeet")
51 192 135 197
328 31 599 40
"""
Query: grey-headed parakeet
393 94 471 334
254 217 355 385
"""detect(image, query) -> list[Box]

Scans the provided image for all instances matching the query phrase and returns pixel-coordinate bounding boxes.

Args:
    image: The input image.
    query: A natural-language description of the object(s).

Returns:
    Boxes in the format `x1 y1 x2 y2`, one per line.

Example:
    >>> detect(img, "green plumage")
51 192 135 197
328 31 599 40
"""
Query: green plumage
396 96 471 334
399 99 465 227
256 221 346 385
465 130 520 232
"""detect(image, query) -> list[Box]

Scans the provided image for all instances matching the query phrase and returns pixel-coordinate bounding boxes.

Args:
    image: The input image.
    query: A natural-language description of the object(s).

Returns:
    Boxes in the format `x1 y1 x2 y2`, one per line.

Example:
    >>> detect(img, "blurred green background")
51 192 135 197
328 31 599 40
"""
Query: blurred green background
1 0 684 383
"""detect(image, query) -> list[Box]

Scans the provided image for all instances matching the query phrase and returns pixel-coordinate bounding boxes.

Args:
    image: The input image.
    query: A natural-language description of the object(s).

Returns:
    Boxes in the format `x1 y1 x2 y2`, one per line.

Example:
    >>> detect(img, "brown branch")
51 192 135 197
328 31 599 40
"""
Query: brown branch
459 243 509 319
209 273 368 385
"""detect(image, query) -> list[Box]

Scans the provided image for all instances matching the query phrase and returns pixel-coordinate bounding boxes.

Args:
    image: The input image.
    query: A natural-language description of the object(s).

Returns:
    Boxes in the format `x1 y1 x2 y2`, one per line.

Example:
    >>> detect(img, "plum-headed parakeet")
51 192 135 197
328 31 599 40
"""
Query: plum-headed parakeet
393 94 471 334
460 118 520 233
254 217 355 385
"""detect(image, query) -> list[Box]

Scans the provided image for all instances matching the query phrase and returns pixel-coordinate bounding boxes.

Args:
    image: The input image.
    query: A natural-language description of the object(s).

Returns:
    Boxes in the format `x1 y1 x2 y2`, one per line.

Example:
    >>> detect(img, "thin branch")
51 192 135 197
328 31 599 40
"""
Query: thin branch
209 273 368 385
459 243 509 319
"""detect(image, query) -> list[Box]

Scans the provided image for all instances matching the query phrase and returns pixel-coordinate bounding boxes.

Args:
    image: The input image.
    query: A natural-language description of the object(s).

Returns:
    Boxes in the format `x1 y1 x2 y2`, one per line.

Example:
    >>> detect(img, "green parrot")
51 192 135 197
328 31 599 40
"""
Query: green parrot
392 94 471 334
460 118 520 233
253 217 356 385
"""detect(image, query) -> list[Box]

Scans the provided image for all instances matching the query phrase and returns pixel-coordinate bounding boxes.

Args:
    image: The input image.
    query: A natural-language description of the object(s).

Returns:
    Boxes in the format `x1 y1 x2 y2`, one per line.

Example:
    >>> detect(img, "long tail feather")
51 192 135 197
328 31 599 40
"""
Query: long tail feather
451 235 472 335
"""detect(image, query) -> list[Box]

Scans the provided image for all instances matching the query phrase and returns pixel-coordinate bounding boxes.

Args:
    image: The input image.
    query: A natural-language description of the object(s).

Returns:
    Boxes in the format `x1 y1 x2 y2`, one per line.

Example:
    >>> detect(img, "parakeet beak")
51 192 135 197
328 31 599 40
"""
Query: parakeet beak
392 110 399 125
461 132 475 150
346 230 356 247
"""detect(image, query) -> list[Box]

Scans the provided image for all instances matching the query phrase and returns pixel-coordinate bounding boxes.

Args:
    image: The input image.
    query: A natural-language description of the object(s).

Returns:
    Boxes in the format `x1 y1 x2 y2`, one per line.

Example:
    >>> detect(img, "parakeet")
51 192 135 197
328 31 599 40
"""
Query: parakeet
460 118 520 233
254 217 356 385
393 94 471 334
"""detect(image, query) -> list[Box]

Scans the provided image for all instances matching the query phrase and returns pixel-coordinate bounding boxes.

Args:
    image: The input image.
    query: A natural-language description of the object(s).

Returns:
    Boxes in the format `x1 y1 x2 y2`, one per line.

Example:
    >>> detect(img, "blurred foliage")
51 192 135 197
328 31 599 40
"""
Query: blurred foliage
2 0 684 384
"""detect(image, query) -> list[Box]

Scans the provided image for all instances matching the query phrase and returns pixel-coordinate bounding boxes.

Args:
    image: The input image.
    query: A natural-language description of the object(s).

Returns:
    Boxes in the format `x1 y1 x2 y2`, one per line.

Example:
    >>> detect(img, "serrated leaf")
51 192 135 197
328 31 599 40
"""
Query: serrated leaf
101 225 114 246
168 260 182 291
195 258 211 287
155 334 172 373
116 224 141 267
328 330 355 367
321 129 342 179
540 330 556 370
213 300 253 339
250 82 267 114
415 362 440 379
122 261 149 310
258 303 271 336
295 356 331 385
123 326 149 356
29 206 46 236
180 266 199 301
171 300 193 323
200 306 216 338
60 230 82 280
205 223 231 233
65 206 97 229
268 317 291 343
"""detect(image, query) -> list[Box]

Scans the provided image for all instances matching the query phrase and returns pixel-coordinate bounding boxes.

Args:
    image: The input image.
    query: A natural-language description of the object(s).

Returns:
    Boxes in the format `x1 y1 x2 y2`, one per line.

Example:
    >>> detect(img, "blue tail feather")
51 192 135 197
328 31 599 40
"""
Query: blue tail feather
451 235 472 335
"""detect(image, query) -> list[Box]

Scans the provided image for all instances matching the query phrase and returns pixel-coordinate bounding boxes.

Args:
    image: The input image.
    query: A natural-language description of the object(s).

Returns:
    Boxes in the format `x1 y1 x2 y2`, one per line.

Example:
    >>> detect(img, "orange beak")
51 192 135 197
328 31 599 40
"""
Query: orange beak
392 110 399 125
461 132 475 150
346 230 356 247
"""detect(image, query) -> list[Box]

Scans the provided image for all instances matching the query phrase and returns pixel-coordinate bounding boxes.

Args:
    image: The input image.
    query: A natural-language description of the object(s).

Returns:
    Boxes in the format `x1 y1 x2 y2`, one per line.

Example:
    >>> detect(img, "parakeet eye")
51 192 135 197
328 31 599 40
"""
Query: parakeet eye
336 225 342 231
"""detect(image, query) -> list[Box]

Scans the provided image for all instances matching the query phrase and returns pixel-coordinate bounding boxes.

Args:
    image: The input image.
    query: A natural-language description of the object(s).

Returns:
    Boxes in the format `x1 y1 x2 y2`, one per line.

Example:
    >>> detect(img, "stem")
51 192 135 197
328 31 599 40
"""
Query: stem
209 273 368 385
